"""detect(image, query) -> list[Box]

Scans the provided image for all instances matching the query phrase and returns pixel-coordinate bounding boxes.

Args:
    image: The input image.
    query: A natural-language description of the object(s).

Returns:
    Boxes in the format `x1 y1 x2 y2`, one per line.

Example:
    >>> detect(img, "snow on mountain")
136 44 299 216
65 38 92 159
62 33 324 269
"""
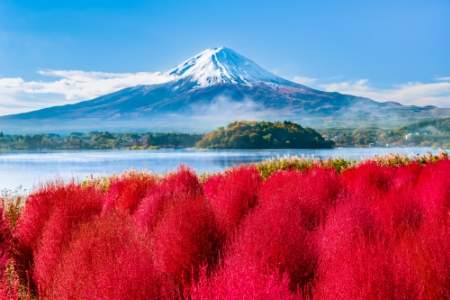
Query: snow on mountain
167 47 293 87
1 46 448 132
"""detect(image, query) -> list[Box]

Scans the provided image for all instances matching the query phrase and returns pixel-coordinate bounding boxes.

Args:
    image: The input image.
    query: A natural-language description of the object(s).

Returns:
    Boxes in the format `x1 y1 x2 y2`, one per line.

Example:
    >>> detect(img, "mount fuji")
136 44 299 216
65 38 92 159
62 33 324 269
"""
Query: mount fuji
1 47 448 132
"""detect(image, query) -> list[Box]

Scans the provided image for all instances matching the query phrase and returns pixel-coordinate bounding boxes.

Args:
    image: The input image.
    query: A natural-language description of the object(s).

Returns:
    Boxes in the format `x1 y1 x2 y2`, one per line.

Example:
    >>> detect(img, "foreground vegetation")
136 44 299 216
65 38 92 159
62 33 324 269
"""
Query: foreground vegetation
0 153 448 299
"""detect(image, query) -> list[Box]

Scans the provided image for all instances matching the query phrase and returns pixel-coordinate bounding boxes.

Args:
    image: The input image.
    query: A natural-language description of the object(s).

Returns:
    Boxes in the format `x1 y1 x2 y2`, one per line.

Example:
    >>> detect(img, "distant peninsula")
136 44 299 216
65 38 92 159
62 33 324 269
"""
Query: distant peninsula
196 121 334 149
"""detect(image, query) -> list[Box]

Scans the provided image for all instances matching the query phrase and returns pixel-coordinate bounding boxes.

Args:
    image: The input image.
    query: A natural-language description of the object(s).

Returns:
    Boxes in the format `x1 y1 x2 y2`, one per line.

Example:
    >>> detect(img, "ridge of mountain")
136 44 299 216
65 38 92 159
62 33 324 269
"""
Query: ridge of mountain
1 47 449 133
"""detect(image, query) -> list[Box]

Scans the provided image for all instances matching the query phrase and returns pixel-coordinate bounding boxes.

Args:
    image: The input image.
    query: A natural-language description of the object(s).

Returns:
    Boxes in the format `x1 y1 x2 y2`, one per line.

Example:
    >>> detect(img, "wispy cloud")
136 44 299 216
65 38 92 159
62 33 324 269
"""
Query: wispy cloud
294 76 450 107
292 76 317 85
187 96 293 129
1 69 449 116
0 70 174 115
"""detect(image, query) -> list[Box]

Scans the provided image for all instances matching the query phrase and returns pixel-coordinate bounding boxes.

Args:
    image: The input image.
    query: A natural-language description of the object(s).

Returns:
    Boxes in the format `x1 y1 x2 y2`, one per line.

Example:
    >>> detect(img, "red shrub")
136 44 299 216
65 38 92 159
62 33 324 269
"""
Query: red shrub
398 159 450 299
14 183 64 251
159 166 203 199
151 195 220 289
48 214 160 300
203 166 262 237
134 167 203 232
341 162 393 200
0 204 16 300
9 158 450 299
392 227 450 300
316 160 449 300
12 183 101 294
0 205 11 279
415 159 450 224
259 167 340 229
358 164 424 239
133 184 167 232
27 184 103 296
390 162 422 189
189 263 300 300
315 200 395 300
228 183 318 293
102 173 157 214
339 163 409 238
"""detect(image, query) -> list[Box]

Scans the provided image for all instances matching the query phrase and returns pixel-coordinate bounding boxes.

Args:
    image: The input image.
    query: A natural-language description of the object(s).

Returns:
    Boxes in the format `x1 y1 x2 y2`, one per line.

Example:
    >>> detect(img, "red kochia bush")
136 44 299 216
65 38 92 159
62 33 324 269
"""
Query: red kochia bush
7 159 450 299
152 195 220 290
0 204 15 300
154 166 203 200
14 183 65 251
221 168 340 294
316 160 450 300
315 200 395 300
131 168 220 292
415 159 450 223
203 166 262 237
259 167 340 229
189 263 300 300
0 205 11 278
391 227 450 300
15 184 104 296
48 214 160 300
13 184 64 292
340 162 394 209
102 173 157 214
134 167 203 232
317 165 399 300
366 164 424 238
401 158 450 299
225 198 316 295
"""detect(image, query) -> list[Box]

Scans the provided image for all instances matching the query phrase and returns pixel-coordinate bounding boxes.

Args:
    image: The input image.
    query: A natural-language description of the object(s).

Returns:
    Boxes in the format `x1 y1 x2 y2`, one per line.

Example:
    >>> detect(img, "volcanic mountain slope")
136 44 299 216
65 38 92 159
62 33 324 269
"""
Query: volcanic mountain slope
1 47 448 132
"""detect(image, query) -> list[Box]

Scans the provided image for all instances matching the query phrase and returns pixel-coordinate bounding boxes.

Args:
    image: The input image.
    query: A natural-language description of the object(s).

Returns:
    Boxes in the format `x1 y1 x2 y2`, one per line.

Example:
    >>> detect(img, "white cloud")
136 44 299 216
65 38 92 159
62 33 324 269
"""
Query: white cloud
292 76 317 85
188 96 291 128
1 69 450 116
293 75 450 107
319 78 450 107
0 70 174 115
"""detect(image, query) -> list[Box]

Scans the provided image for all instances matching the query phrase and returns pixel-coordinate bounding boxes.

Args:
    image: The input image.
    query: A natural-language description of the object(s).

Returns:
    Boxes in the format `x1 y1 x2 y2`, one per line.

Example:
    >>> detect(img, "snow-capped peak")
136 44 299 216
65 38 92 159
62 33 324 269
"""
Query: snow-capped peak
167 47 288 87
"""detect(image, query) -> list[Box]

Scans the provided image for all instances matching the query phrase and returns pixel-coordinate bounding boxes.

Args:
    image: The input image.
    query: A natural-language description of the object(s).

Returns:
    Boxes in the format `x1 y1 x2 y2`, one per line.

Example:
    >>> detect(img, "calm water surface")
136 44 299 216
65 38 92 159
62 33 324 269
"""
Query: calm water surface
0 147 445 192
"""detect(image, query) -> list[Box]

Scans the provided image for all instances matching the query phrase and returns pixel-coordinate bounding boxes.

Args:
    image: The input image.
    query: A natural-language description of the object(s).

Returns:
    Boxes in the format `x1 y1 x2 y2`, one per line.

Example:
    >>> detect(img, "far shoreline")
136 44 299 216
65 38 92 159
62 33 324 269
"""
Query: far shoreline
0 144 448 154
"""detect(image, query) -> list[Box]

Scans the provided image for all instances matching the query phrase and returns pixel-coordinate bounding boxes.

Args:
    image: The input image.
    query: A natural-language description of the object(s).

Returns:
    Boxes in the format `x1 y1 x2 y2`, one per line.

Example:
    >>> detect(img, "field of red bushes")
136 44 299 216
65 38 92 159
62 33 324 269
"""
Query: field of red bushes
0 156 448 299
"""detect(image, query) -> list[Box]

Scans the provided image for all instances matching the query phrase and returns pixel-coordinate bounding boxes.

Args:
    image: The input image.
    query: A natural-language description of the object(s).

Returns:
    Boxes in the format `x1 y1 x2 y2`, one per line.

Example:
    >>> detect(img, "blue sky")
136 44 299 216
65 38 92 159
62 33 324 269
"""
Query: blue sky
0 0 449 114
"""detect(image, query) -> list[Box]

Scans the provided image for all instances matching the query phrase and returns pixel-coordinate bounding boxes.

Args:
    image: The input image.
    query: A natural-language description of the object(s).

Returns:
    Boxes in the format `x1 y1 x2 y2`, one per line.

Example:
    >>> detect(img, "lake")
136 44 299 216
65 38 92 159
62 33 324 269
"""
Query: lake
0 147 446 192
